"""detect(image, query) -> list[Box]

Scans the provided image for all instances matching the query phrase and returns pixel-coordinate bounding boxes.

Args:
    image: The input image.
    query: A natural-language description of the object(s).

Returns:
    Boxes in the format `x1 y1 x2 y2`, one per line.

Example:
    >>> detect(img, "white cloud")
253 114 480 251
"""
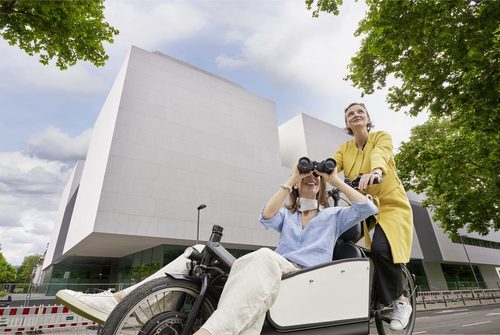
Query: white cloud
215 54 247 69
0 208 57 266
212 1 364 96
0 0 208 96
205 1 428 147
27 127 91 161
0 127 88 264
222 30 246 44
105 1 207 51
0 43 109 94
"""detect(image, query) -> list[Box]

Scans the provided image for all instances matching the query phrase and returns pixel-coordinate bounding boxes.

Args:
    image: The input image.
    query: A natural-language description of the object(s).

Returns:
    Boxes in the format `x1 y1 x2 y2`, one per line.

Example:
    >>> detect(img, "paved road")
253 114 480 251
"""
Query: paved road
12 302 500 334
412 303 500 335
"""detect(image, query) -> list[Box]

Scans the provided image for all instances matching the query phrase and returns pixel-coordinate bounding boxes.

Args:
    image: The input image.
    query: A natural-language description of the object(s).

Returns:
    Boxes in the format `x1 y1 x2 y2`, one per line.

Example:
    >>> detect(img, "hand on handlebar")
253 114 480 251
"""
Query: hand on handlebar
357 172 382 191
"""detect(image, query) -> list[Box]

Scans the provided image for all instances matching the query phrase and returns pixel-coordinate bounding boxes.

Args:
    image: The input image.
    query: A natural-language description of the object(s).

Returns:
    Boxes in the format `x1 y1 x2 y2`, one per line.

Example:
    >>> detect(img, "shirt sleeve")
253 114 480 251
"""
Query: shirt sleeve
335 197 379 235
370 131 394 175
259 207 286 233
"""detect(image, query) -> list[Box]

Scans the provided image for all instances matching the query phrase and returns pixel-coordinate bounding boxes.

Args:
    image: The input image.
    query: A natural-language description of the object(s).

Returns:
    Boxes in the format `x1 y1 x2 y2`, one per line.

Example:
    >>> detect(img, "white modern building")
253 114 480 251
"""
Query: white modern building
42 46 500 294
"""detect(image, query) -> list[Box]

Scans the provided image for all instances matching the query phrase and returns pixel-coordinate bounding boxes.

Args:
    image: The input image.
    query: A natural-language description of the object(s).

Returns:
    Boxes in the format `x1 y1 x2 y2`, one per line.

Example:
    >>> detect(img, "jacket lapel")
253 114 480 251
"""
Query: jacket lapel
342 140 358 178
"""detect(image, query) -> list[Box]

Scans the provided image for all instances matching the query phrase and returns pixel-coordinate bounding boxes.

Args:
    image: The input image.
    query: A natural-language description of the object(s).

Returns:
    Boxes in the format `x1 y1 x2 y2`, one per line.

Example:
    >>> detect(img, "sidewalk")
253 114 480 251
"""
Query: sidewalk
5 293 57 307
416 296 499 311
38 325 101 334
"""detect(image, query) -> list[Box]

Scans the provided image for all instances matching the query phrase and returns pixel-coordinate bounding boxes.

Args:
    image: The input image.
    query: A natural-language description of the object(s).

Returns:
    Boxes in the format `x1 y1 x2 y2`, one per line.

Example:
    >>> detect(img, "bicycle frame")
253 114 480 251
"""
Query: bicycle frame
177 227 372 335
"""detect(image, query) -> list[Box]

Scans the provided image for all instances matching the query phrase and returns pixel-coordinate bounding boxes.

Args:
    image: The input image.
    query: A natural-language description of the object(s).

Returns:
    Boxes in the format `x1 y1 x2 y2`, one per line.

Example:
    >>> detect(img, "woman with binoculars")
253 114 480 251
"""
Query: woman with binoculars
192 160 378 335
57 158 378 335
333 102 414 331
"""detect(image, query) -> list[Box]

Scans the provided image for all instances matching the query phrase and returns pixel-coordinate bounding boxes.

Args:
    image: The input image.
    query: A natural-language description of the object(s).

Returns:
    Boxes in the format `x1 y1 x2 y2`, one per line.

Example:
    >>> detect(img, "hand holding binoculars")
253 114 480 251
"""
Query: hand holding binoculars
297 157 336 174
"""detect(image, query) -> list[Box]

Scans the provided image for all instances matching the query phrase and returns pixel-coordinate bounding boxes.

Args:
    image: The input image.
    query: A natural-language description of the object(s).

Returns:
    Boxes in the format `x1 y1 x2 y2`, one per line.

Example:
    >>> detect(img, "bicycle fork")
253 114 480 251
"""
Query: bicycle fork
181 275 210 335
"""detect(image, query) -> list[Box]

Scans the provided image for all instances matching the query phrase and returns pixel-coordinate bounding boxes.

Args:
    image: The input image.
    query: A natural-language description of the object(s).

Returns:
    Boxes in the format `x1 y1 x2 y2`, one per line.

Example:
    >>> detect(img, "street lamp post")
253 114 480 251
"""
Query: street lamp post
459 235 481 288
196 204 207 245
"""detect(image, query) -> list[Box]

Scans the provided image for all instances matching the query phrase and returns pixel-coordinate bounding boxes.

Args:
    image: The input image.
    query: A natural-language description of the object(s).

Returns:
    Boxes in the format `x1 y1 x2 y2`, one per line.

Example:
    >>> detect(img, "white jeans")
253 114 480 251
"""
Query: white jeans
202 248 298 335
122 246 298 335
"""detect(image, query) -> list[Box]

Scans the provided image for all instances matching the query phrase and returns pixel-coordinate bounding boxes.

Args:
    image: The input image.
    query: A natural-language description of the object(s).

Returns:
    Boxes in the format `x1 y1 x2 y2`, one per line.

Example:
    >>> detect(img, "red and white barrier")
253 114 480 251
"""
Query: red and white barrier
0 304 96 333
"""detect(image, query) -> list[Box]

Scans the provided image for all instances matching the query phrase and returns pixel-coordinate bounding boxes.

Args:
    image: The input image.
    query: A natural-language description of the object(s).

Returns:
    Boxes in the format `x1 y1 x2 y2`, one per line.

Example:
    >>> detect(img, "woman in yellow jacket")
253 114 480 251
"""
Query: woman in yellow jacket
333 102 414 331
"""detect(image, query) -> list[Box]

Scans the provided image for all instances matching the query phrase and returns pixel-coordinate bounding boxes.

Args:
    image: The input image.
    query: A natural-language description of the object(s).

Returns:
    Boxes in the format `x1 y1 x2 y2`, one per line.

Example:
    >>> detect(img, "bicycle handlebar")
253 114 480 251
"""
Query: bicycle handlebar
346 174 381 189
328 174 382 205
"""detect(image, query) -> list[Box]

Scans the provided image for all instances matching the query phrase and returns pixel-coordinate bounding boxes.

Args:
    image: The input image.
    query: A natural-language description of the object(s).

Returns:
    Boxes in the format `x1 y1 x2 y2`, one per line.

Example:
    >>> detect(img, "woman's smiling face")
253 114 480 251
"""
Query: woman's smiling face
298 174 321 199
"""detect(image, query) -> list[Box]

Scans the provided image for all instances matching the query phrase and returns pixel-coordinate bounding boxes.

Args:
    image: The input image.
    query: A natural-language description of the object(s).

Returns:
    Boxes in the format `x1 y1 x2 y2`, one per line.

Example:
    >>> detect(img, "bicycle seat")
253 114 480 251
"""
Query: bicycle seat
332 223 365 260
339 222 362 242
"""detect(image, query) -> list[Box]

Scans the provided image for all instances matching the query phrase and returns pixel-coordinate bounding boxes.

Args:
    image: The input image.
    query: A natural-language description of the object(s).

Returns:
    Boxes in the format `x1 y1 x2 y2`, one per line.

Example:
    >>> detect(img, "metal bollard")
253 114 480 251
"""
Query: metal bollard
476 290 482 304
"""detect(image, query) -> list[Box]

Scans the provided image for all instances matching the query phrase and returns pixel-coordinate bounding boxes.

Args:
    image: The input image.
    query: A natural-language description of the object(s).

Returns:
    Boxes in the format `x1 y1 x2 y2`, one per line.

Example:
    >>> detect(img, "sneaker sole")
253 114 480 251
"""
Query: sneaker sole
55 291 108 324
389 324 405 331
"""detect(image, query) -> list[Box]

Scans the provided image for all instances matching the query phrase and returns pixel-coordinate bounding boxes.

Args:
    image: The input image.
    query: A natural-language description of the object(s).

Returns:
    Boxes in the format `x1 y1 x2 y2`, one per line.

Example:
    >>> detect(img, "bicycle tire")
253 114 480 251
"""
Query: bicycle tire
101 277 217 335
375 266 417 335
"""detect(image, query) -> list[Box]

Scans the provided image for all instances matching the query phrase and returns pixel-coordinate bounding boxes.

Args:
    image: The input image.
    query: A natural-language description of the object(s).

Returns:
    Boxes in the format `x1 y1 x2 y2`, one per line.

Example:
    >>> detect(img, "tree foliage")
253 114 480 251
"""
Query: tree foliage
0 247 16 283
16 254 41 284
308 0 500 235
396 118 499 236
347 1 499 127
305 0 343 17
0 0 119 70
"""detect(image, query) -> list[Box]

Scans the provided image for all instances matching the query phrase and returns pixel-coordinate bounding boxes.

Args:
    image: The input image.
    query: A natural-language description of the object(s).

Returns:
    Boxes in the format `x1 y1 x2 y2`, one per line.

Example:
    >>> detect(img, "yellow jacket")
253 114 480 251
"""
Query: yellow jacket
333 131 413 263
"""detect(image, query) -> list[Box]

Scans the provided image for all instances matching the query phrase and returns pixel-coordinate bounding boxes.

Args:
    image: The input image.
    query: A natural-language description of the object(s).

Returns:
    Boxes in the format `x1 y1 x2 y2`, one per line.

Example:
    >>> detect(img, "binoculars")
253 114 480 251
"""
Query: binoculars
297 157 336 174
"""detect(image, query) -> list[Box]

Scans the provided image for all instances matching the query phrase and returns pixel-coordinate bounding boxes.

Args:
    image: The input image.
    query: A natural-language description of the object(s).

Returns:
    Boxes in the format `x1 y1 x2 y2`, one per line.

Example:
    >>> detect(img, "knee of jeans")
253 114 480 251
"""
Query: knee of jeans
236 248 274 265
254 247 276 259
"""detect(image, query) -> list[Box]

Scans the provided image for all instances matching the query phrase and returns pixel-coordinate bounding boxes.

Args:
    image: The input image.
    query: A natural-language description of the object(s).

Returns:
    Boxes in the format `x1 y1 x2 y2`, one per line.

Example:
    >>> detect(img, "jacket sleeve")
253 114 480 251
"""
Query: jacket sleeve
370 131 394 175
333 143 345 173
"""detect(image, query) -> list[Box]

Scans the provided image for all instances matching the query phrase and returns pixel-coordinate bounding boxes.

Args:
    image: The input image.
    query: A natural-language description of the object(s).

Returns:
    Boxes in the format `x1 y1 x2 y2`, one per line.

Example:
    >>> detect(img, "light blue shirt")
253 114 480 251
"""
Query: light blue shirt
259 199 378 268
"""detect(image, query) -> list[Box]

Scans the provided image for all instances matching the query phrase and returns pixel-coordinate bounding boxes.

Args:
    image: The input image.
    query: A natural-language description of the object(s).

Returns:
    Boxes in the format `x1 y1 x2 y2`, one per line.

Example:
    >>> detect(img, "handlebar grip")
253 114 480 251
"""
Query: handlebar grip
209 225 224 243
347 174 382 189
373 175 382 184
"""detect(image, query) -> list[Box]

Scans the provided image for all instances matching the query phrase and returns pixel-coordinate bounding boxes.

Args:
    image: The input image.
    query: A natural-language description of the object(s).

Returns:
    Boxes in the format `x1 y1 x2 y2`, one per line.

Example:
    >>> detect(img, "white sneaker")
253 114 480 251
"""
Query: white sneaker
56 289 118 324
389 299 412 330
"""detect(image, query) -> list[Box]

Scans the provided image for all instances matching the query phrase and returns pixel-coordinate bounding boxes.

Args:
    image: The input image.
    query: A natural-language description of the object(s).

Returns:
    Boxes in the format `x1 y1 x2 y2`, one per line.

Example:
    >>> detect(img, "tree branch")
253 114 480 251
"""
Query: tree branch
464 158 486 170
0 0 19 17
3 8 47 24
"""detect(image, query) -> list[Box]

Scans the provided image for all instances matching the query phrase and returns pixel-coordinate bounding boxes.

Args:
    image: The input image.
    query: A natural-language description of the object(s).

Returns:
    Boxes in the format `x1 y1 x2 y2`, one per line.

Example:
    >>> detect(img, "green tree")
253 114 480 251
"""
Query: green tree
16 254 41 284
0 247 16 283
307 0 500 235
396 117 499 235
0 0 119 70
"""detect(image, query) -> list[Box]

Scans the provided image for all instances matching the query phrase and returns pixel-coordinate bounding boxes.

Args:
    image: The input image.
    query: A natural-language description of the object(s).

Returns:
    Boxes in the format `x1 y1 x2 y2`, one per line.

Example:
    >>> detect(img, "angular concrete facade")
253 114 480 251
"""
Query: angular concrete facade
55 47 291 261
44 46 500 290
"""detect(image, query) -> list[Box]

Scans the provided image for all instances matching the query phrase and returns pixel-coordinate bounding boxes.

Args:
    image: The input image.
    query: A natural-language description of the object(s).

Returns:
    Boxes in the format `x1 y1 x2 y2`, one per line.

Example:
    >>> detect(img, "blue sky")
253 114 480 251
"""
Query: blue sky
0 0 427 265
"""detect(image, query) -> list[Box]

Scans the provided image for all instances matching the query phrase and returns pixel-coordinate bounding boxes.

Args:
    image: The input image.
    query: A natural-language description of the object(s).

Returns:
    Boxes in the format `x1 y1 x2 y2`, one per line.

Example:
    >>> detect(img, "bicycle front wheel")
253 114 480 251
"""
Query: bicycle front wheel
374 266 416 335
101 277 216 335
